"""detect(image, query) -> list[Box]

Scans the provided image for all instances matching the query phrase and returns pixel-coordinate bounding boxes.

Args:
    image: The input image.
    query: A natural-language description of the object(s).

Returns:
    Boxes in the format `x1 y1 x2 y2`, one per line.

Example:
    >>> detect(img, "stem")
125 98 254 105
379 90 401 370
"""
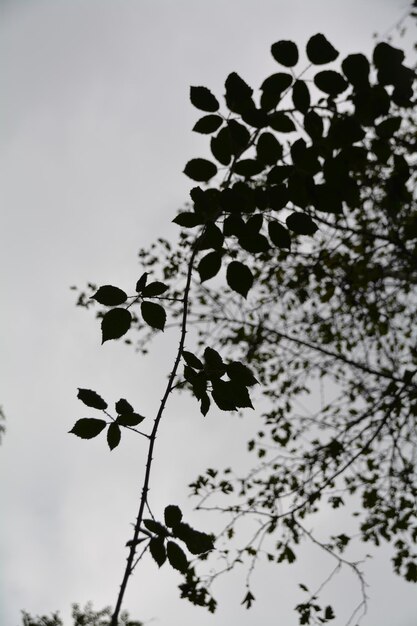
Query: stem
110 240 199 626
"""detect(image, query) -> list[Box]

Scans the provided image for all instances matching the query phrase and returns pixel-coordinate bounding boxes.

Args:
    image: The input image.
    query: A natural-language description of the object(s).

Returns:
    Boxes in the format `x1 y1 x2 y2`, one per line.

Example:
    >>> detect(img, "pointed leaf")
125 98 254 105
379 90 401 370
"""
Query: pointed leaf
115 398 133 414
116 413 145 427
306 34 339 65
77 388 108 410
286 212 318 235
172 212 202 228
101 308 132 343
92 285 127 306
135 272 148 293
143 519 169 536
149 537 166 567
172 522 214 554
141 301 166 330
167 541 189 573
107 422 121 450
69 418 107 439
268 112 296 133
184 159 217 182
200 392 211 416
190 86 220 112
226 261 253 298
292 80 310 113
141 282 169 297
198 250 222 282
225 72 253 114
226 361 258 386
182 351 204 370
164 505 183 527
256 132 283 165
193 115 223 134
268 221 291 249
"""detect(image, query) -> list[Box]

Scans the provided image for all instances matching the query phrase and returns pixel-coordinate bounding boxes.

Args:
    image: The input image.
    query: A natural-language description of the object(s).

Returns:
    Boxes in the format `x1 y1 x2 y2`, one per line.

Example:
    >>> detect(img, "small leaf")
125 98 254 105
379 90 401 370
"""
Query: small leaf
226 362 258 386
116 413 145 427
210 128 232 165
268 112 296 133
172 212 202 228
204 347 224 370
306 34 339 65
234 159 265 178
226 261 254 298
143 519 169 536
164 505 183 527
256 132 283 165
141 301 166 331
184 159 217 182
271 40 299 67
268 221 291 249
172 522 214 554
292 80 310 113
167 541 189 573
135 272 148 293
149 537 166 567
69 418 107 439
101 308 132 343
115 398 133 414
92 285 127 306
314 70 348 97
182 351 203 369
190 86 220 112
77 388 108 410
286 212 318 235
193 115 223 134
107 422 121 450
241 590 255 609
198 250 222 282
200 392 210 416
141 282 168 297
225 72 253 114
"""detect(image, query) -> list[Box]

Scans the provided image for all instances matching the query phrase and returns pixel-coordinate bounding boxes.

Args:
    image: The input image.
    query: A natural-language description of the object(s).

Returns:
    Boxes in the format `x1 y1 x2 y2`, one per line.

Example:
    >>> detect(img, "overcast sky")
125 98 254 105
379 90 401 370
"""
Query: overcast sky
1 1 417 625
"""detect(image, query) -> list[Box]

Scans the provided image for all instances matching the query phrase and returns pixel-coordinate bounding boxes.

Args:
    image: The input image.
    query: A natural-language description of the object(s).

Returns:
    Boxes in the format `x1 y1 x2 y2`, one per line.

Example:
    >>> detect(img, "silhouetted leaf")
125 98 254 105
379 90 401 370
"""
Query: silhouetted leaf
226 261 253 298
141 282 169 297
77 388 108 410
256 132 283 165
182 351 203 369
342 53 370 89
190 86 219 112
210 127 232 165
193 115 223 134
306 34 339 65
92 285 127 306
69 418 107 439
107 422 121 450
141 301 166 330
143 519 169 536
149 537 166 567
172 522 214 554
373 41 404 71
226 361 258 386
197 223 224 251
260 73 293 109
184 159 217 182
172 212 202 228
268 112 296 132
234 159 265 178
292 80 310 113
375 117 402 139
271 40 299 67
200 392 210 416
115 398 133 414
198 250 222 282
101 308 132 343
167 541 188 573
314 70 348 96
241 590 255 609
268 220 291 249
116 413 145 427
135 272 148 293
225 72 253 113
228 119 251 153
286 212 318 235
304 111 323 138
164 505 183 527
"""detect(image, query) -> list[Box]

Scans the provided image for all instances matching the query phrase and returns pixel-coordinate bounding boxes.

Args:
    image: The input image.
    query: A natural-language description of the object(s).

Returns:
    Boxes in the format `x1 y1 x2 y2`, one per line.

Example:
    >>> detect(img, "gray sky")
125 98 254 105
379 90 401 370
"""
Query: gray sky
1 1 416 625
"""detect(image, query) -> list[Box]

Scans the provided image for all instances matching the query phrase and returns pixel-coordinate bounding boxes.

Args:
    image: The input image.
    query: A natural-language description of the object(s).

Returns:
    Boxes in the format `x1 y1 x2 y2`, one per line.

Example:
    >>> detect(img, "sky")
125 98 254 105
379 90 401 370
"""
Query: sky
1 1 416 625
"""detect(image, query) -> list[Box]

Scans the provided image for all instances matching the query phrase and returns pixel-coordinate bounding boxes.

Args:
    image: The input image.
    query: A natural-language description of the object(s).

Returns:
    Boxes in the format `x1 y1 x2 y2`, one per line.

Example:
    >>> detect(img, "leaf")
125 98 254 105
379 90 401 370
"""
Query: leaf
141 301 166 331
172 212 202 228
271 40 299 67
193 115 223 134
172 522 214 554
210 128 232 165
115 398 134 414
164 505 183 527
204 346 224 370
256 132 283 165
92 285 127 306
227 119 251 153
183 159 217 182
200 392 211 416
306 34 339 65
314 70 348 97
225 72 253 114
77 388 108 410
260 73 293 109
190 86 219 112
166 541 189 573
182 351 203 369
107 422 121 450
135 272 148 293
101 308 132 343
292 80 310 113
226 261 253 298
234 159 265 178
241 590 255 609
226 361 258 386
304 111 324 139
149 537 166 567
268 112 296 133
69 418 107 439
342 53 370 89
141 282 169 297
196 223 224 251
198 250 222 282
268 221 291 249
143 519 169 536
286 212 318 236
375 117 402 139
211 379 253 411
116 413 145 427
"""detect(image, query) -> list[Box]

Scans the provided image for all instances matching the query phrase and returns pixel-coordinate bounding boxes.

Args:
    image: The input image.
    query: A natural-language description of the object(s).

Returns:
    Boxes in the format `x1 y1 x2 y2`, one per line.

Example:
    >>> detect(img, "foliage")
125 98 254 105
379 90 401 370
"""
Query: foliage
20 603 142 626
72 23 416 626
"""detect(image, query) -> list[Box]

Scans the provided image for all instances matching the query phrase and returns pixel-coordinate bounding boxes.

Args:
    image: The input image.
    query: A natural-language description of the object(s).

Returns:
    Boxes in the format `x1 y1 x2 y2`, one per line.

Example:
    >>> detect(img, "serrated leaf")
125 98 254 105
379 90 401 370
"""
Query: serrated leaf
149 537 166 567
107 422 121 450
226 361 258 386
116 413 145 427
69 418 107 439
92 285 127 306
141 282 168 297
196 223 224 251
306 34 339 65
115 398 133 414
167 541 188 573
184 159 217 182
314 70 348 97
172 212 202 228
143 519 169 536
225 72 253 114
193 115 223 134
182 351 203 369
172 522 214 554
141 301 166 330
292 80 310 113
226 261 253 298
198 250 222 282
164 505 183 527
190 86 219 112
271 40 298 67
135 272 148 293
101 308 132 343
204 346 224 369
286 212 318 235
77 388 108 410
268 221 291 249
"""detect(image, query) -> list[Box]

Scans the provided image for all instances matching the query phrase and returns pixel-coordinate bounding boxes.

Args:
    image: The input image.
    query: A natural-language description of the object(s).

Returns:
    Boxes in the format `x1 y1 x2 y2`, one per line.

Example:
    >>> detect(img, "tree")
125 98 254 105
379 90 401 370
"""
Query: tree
71 20 416 626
